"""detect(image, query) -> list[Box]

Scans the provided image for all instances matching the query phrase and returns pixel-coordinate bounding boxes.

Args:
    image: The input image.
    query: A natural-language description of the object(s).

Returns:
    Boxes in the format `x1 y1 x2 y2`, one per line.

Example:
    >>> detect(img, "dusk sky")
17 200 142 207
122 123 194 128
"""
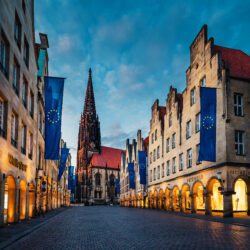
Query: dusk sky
35 0 250 166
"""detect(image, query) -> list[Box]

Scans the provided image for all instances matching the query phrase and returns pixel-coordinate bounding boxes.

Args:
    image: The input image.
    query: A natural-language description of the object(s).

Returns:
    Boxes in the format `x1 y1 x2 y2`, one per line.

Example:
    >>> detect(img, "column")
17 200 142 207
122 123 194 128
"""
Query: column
179 194 182 212
14 185 20 222
191 193 196 213
0 180 5 226
25 185 29 219
223 191 234 217
205 192 212 215
247 192 250 216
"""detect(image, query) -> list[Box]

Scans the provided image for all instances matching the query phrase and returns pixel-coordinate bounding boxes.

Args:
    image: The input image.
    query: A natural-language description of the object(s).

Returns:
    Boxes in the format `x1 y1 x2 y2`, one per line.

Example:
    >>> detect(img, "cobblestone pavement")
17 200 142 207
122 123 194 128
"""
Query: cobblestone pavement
6 206 250 250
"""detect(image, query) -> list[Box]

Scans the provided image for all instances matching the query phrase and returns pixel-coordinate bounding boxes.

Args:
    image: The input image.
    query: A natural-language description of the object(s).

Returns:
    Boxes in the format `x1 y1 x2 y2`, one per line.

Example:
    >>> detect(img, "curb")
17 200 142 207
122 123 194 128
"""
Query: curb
0 208 69 249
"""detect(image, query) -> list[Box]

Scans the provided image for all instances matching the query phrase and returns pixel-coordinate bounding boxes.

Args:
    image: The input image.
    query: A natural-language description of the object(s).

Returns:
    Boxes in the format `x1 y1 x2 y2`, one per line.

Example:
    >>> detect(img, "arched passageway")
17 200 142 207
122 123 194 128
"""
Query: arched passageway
193 182 205 213
5 176 16 223
149 192 153 208
233 178 248 212
19 179 27 220
172 187 180 211
165 188 171 210
181 185 191 212
153 190 158 209
207 179 223 213
159 190 164 209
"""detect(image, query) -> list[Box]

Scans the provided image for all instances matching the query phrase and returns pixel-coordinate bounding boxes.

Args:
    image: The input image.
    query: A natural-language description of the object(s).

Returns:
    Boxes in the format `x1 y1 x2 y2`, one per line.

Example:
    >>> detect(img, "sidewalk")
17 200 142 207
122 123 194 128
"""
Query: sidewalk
0 207 70 249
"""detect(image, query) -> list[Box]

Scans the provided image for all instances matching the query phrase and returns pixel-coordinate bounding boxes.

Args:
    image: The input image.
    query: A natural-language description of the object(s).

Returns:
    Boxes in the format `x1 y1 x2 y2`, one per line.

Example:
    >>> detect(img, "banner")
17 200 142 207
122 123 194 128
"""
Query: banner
58 147 69 181
44 76 65 159
138 151 146 185
128 163 135 189
37 49 46 77
198 87 216 162
115 178 120 194
68 166 74 191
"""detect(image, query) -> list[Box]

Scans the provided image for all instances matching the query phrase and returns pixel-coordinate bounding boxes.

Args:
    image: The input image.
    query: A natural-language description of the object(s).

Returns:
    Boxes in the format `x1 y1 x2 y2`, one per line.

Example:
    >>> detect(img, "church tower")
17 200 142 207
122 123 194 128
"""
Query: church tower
76 68 101 203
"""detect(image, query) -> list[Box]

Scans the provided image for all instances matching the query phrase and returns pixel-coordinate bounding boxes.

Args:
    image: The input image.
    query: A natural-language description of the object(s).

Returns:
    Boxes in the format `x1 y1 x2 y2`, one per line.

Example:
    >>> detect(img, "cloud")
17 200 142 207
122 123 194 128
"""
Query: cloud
57 35 72 52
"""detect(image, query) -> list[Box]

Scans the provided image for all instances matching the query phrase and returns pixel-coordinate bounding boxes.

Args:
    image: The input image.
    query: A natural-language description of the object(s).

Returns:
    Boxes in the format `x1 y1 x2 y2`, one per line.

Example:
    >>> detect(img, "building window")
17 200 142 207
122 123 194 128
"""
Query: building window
153 149 156 161
167 161 170 176
179 154 183 171
13 59 20 96
200 77 206 87
153 168 156 181
195 113 200 133
155 129 157 141
29 90 34 118
0 97 7 139
169 113 172 127
234 94 243 117
162 163 165 177
196 144 201 164
150 170 152 182
0 32 9 78
172 157 176 174
157 166 160 179
21 123 26 155
172 133 176 149
151 133 154 144
22 78 28 108
95 173 101 186
157 146 160 159
166 138 170 152
187 149 192 168
11 112 18 148
22 0 26 14
28 132 33 159
150 152 152 164
235 131 244 155
186 120 192 139
191 88 196 106
23 37 29 68
39 111 42 133
14 13 21 49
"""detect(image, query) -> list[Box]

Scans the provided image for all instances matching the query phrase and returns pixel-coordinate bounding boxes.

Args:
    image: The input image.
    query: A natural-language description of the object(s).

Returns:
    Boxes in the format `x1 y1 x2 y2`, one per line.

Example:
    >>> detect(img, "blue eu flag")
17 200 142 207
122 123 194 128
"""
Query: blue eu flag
198 87 216 162
44 77 65 160
138 151 146 185
115 178 120 194
58 147 69 181
128 163 135 189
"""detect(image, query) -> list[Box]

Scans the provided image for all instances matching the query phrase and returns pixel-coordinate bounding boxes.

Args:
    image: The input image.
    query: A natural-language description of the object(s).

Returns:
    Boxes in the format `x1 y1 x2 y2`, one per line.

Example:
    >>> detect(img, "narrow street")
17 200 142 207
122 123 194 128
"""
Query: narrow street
4 206 250 250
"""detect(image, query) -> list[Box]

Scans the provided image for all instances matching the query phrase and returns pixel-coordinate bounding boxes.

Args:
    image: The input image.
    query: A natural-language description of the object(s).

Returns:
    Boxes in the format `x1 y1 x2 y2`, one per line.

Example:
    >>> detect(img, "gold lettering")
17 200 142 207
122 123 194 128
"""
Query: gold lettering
8 153 27 172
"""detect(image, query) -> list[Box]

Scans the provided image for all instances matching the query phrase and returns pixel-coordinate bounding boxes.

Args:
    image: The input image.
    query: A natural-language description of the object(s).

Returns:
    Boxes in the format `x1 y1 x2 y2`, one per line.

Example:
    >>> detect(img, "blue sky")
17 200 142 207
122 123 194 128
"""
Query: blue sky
34 0 250 166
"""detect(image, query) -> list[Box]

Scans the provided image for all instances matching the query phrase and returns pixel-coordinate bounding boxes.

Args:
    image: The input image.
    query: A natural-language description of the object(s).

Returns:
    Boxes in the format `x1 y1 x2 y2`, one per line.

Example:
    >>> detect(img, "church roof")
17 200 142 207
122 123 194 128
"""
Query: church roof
90 146 125 169
214 45 250 79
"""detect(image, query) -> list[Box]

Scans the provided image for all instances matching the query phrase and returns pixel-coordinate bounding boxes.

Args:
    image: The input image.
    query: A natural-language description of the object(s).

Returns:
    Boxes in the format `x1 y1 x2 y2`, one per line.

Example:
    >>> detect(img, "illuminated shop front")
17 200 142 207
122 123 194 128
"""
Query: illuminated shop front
233 178 248 213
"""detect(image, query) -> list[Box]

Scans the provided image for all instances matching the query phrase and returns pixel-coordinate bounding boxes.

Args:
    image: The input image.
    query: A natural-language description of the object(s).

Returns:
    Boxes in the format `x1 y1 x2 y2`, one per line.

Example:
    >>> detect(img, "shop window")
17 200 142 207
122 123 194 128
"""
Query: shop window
196 184 205 210
21 122 26 155
191 87 196 106
11 111 18 148
172 157 176 174
179 154 183 171
235 131 244 155
186 120 192 139
187 149 192 168
172 133 176 149
211 180 223 211
233 179 247 212
0 31 9 79
234 93 243 117
14 13 21 49
13 58 20 96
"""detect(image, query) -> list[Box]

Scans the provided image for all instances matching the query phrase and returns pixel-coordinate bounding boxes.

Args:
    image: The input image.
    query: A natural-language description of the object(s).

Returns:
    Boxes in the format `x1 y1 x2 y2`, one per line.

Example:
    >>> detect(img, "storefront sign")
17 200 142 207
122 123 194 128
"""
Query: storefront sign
8 154 27 172
230 170 250 177
187 174 203 183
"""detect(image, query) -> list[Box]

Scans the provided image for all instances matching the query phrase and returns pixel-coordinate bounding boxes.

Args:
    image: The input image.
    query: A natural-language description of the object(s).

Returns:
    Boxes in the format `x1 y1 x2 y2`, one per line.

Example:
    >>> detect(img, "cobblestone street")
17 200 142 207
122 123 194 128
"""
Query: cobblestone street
4 206 250 250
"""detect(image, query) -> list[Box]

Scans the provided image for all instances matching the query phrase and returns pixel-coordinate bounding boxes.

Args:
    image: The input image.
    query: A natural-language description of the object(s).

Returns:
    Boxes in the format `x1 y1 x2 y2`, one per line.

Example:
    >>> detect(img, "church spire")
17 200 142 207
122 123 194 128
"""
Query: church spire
83 68 96 117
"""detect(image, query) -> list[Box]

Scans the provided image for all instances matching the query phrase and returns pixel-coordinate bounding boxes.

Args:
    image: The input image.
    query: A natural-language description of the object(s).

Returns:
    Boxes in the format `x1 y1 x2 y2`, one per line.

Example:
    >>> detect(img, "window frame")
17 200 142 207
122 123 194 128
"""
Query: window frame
186 120 192 139
235 130 245 156
234 93 244 117
179 153 183 171
172 133 176 149
195 113 200 133
187 148 192 168
191 87 196 106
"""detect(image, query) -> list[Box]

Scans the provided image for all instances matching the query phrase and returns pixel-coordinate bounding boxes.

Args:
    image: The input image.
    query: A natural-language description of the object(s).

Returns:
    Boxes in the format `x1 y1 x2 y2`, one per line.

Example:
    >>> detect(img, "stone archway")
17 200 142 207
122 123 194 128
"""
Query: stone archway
181 184 191 212
172 187 180 211
19 179 27 220
165 188 171 211
192 182 205 213
207 178 223 214
159 190 164 209
5 176 16 223
29 183 35 218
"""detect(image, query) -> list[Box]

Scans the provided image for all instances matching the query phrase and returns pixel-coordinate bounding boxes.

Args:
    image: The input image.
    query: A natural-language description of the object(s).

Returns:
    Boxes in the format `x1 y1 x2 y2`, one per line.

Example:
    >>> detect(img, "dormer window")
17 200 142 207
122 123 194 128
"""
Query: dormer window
200 77 206 87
